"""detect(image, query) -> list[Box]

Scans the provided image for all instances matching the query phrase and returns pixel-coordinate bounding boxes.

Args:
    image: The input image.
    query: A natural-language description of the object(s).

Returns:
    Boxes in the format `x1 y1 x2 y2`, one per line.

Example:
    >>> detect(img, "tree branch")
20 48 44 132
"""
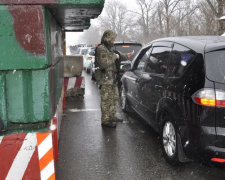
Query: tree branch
205 0 218 16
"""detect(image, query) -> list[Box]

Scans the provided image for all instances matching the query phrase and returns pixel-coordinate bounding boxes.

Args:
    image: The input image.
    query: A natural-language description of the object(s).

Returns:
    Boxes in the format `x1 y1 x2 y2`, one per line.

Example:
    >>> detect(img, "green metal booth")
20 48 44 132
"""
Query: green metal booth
0 0 104 134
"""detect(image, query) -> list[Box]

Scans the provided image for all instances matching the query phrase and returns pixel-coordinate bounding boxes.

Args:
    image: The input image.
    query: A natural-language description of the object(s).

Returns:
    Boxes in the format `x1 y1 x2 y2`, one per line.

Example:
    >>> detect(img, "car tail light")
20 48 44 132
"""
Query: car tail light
88 57 92 60
211 158 225 163
122 46 130 48
192 88 225 107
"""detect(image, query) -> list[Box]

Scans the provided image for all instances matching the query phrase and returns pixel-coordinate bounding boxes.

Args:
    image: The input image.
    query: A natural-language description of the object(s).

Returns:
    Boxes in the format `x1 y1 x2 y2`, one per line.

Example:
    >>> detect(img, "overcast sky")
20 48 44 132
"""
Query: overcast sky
66 0 137 47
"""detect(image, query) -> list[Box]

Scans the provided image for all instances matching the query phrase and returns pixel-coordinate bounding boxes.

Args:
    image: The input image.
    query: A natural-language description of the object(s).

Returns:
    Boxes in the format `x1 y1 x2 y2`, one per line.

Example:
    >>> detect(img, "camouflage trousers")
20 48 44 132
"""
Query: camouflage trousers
101 84 119 123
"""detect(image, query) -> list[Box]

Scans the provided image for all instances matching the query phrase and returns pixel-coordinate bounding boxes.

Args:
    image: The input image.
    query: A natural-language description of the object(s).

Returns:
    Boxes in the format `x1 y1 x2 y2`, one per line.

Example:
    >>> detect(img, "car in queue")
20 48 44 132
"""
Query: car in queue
120 36 225 166
74 47 88 69
90 42 142 84
83 47 96 73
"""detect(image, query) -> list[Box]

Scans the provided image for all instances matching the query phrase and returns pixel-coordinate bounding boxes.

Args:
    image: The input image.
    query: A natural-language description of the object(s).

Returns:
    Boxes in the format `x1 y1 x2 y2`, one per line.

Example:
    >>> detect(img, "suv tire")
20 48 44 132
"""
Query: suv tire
120 85 130 112
161 114 179 165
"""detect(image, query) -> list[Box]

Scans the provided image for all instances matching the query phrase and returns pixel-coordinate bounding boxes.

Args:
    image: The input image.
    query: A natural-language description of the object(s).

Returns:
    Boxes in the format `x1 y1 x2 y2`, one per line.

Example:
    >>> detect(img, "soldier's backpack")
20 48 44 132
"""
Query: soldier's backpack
94 68 102 83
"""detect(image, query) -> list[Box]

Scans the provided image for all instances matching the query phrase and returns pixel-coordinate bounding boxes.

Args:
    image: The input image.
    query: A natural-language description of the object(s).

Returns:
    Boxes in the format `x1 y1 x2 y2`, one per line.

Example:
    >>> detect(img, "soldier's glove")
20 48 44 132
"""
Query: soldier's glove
114 50 122 61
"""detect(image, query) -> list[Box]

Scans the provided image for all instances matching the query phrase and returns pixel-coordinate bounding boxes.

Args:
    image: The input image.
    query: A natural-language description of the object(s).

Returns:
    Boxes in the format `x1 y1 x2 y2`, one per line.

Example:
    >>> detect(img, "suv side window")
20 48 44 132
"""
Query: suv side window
133 46 152 71
168 43 196 77
145 46 171 74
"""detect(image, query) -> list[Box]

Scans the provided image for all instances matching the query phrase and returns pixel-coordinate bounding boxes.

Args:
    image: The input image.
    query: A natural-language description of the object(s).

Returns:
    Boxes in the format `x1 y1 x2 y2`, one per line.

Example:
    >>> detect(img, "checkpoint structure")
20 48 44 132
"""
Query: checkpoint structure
0 0 104 179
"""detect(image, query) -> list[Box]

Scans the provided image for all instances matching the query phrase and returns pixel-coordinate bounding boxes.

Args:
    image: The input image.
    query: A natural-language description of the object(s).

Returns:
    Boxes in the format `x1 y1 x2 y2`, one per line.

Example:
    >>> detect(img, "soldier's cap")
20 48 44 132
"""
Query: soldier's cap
101 30 117 45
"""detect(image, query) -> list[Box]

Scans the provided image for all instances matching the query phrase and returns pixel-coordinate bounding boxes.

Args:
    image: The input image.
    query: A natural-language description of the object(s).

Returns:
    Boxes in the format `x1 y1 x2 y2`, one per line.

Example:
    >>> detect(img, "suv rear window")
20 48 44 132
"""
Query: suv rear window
205 50 225 84
113 43 142 61
167 43 196 77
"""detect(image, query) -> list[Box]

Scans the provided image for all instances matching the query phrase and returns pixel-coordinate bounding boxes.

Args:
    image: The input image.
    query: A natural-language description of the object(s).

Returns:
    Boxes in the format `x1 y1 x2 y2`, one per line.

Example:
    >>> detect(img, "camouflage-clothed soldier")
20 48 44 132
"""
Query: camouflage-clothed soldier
96 30 133 127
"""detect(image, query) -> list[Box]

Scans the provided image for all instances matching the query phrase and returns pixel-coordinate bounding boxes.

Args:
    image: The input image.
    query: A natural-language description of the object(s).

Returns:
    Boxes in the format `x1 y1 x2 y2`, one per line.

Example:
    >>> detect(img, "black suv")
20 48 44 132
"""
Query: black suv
121 36 225 165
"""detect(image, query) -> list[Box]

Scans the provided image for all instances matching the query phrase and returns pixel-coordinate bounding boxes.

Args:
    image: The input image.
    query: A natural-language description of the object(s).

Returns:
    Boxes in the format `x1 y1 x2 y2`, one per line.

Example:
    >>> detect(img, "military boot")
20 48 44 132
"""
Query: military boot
111 117 123 122
101 121 117 128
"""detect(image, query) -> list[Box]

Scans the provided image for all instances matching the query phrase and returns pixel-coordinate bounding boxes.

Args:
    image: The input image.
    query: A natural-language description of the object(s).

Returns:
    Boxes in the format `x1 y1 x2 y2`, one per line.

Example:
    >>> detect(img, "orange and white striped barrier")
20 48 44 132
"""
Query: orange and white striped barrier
0 90 64 179
64 76 85 97
37 132 55 180
0 132 55 180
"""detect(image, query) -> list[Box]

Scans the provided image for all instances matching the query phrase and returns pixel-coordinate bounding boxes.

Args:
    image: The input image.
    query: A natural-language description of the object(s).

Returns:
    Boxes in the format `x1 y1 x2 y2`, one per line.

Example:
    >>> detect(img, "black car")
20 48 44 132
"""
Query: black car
120 36 225 165
90 42 142 83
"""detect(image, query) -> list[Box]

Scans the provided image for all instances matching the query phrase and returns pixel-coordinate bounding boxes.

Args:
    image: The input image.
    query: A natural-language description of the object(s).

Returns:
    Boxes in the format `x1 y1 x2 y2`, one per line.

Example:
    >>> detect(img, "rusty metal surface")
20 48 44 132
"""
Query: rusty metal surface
48 5 103 31
0 6 50 70
8 5 46 55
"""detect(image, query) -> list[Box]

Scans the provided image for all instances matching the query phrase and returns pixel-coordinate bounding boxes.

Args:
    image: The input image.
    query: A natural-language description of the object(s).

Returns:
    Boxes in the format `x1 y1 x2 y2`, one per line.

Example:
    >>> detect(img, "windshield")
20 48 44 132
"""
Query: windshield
113 44 142 61
205 50 225 84
90 47 96 52
81 48 88 55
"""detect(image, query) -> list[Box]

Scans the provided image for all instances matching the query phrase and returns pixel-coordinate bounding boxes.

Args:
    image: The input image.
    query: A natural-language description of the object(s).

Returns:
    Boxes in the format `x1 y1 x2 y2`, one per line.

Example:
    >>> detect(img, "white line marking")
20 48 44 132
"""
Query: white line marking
41 160 55 180
38 133 52 159
66 108 100 112
6 133 37 180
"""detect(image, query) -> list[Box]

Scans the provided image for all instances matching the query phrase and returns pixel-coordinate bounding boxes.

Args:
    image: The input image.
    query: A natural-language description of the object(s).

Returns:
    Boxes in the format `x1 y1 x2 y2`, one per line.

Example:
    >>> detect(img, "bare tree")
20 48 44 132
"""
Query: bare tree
195 1 217 35
157 4 164 37
77 25 102 45
205 0 225 35
157 0 180 36
157 0 197 36
98 0 134 41
97 0 225 44
131 0 155 43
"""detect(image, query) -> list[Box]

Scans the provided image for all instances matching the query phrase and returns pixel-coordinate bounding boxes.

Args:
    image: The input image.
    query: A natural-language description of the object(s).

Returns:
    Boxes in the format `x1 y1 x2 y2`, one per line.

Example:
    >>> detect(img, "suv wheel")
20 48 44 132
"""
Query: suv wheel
161 115 179 165
120 85 129 112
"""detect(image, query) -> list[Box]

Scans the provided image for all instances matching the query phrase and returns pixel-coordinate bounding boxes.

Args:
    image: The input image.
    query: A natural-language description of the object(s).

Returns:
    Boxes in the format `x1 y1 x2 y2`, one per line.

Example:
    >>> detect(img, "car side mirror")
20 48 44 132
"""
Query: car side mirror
122 64 131 71
89 52 95 56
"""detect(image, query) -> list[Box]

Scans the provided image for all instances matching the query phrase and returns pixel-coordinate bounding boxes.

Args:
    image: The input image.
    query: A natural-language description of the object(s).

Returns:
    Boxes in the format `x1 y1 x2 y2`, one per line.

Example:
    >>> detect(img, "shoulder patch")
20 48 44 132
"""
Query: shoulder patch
101 53 107 59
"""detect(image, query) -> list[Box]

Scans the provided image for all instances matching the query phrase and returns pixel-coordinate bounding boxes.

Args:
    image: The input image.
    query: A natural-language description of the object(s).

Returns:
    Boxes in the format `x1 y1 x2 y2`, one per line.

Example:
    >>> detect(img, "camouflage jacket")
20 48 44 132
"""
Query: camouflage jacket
96 44 128 85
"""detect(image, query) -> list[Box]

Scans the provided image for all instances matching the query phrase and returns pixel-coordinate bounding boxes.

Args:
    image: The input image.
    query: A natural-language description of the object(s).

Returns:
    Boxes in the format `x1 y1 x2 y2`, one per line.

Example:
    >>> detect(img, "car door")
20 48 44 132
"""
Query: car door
138 43 172 128
124 46 152 112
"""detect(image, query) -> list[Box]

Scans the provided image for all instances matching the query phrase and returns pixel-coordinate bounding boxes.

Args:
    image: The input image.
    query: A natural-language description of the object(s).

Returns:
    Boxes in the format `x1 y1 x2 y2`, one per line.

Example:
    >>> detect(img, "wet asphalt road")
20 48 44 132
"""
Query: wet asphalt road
56 71 225 180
